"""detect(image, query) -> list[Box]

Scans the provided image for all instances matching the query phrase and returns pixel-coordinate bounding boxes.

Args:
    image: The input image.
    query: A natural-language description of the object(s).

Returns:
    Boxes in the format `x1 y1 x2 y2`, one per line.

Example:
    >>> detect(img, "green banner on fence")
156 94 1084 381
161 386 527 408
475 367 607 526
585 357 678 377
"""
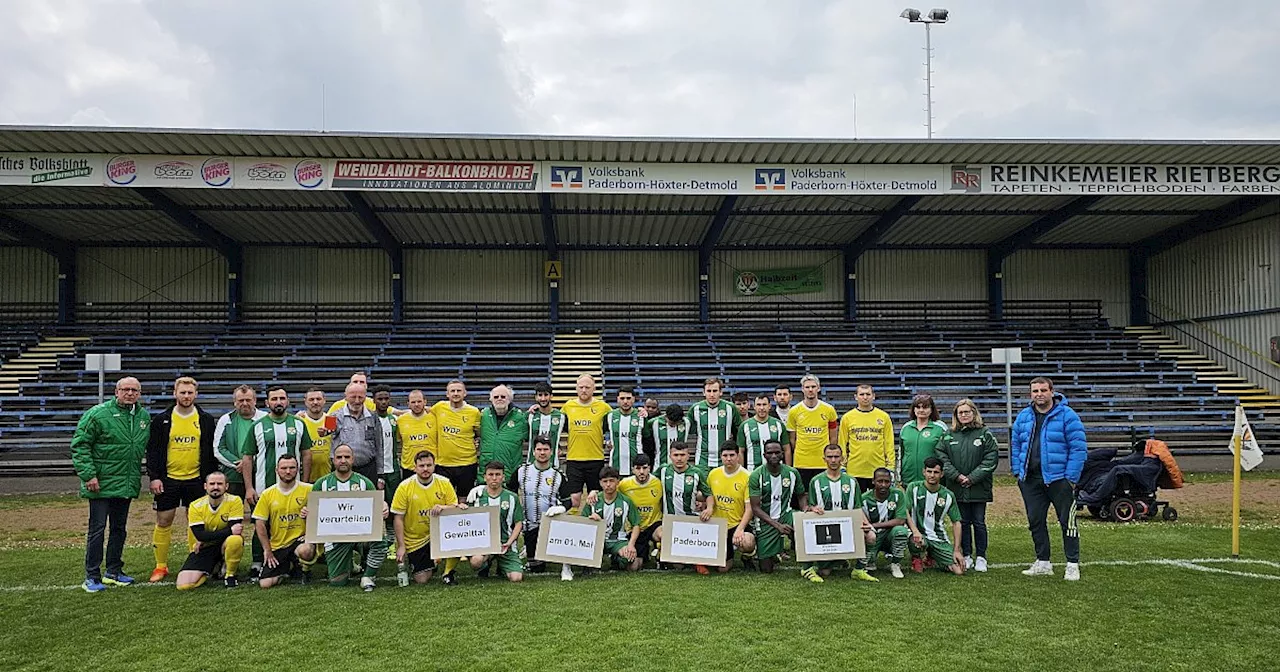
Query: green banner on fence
733 267 824 296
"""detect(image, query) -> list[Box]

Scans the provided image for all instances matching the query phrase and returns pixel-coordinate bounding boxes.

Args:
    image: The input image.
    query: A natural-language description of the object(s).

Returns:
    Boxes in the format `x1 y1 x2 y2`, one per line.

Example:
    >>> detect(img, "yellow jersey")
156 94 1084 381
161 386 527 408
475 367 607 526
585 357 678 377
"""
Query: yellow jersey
708 466 751 527
397 412 437 470
298 413 333 480
251 482 312 549
390 474 458 552
562 398 612 462
618 475 663 529
838 407 895 479
187 494 244 547
430 401 481 467
166 409 202 480
786 401 839 469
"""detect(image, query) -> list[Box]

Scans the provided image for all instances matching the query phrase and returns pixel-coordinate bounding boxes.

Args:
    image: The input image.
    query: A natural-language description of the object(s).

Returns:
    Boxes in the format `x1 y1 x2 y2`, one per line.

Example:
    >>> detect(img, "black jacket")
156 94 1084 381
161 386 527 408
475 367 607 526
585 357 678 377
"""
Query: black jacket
146 404 218 481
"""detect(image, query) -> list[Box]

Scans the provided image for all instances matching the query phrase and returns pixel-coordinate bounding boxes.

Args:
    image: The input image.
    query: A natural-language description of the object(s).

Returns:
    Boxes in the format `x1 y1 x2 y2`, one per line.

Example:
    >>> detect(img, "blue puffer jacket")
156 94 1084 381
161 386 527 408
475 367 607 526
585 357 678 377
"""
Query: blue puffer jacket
1010 393 1087 483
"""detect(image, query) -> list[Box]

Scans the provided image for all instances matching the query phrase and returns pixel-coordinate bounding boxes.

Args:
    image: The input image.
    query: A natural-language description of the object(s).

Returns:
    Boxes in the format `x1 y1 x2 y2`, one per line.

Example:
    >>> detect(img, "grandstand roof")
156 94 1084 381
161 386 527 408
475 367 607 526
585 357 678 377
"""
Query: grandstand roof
1 125 1277 250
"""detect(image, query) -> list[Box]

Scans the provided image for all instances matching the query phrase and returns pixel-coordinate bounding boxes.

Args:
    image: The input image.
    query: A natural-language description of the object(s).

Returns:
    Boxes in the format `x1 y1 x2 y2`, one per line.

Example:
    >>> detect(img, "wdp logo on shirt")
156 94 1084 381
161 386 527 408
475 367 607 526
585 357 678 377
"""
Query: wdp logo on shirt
754 168 785 191
550 165 583 188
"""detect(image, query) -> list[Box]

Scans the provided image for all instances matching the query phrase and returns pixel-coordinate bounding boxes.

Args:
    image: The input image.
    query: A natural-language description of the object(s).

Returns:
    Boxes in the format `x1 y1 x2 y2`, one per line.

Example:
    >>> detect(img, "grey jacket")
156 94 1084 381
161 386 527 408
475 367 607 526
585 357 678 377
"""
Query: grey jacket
331 403 384 470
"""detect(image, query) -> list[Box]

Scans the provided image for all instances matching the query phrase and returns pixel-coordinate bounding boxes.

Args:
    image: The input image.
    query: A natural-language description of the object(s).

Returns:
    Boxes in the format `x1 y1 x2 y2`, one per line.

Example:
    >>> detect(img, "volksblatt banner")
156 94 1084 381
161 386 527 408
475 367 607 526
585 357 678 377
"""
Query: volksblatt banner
2 153 1277 195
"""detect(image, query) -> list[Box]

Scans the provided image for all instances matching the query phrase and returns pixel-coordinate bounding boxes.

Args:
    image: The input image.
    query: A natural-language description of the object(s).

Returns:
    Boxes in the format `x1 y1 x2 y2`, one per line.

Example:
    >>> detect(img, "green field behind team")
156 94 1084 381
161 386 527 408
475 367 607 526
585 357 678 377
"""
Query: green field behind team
3 474 1280 672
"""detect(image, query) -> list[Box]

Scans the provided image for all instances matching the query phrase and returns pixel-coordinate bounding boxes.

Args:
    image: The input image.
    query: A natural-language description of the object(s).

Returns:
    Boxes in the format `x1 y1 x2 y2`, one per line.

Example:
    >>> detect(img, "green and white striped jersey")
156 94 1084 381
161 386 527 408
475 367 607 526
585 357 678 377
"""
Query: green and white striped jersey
312 472 376 492
527 410 567 466
748 464 804 522
858 487 909 525
648 417 692 469
690 400 738 469
737 416 787 472
580 492 639 542
905 482 961 543
807 472 860 511
658 464 711 517
244 415 313 493
605 409 646 475
375 412 400 475
467 486 525 540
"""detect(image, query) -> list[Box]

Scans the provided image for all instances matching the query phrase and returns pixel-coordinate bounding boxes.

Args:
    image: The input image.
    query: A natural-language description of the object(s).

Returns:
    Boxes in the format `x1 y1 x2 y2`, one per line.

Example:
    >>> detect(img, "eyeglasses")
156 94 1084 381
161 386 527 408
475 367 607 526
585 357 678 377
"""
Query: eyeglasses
957 409 975 415
118 387 141 393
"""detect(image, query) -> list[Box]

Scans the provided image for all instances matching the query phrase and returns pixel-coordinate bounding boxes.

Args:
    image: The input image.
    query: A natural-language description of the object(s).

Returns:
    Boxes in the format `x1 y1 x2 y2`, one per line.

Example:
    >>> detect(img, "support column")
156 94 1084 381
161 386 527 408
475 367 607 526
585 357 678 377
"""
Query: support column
57 249 77 325
843 248 857 322
986 249 1004 321
1128 247 1149 326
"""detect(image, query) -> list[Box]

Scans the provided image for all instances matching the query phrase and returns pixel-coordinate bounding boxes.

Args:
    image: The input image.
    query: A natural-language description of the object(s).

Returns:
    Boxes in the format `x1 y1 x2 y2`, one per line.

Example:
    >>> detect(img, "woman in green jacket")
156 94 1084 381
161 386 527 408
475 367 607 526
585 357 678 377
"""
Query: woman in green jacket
936 398 1000 572
898 394 949 486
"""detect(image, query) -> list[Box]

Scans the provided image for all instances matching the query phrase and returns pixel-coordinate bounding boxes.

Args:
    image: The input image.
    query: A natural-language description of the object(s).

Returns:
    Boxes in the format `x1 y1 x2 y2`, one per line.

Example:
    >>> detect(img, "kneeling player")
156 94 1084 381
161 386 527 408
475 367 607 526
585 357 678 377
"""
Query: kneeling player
858 467 910 579
906 457 965 575
176 471 244 590
803 444 875 583
618 454 663 565
392 450 459 585
252 455 317 589
467 461 526 582
310 444 389 591
704 441 756 574
581 467 642 571
749 440 804 574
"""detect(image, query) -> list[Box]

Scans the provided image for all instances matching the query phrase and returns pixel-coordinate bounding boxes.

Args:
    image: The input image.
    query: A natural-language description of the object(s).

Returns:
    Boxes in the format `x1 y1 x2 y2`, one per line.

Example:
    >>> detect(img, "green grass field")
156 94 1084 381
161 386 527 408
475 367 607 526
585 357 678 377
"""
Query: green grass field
3 476 1279 672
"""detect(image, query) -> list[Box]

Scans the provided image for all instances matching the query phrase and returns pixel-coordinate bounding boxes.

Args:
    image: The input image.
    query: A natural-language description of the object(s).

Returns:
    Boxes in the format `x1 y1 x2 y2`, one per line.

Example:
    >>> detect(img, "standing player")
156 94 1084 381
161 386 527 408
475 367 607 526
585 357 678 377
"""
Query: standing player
839 384 894 491
391 450 460 586
297 387 333 482
748 440 804 574
737 394 789 472
430 379 482 493
466 461 526 582
640 397 662 462
690 378 740 470
310 444 388 591
560 374 612 509
527 382 567 467
479 385 528 482
773 384 794 445
508 436 568 576
858 467 910 579
243 386 312 577
648 403 691 469
252 455 316 589
703 441 756 573
786 374 838 485
905 457 965 575
618 454 663 565
397 390 436 482
605 387 646 477
731 392 751 422
580 467 642 572
175 471 245 590
145 376 217 583
371 385 401 509
213 385 266 499
803 444 877 583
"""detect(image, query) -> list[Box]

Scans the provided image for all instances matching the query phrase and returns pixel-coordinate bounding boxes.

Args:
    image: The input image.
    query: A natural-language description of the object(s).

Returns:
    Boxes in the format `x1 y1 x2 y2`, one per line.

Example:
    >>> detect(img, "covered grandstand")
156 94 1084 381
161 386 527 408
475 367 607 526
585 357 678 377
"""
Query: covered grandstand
0 127 1277 472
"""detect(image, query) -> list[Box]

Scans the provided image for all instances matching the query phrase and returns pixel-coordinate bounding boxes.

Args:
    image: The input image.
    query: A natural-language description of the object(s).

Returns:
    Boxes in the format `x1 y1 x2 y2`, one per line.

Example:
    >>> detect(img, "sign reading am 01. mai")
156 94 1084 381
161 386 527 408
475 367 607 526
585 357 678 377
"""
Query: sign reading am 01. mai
734 267 824 296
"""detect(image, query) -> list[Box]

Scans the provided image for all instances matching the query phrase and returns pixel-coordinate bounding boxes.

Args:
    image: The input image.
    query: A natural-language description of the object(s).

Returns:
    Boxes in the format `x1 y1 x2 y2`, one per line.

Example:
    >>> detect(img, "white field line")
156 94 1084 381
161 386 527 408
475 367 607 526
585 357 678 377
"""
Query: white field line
3 557 1279 592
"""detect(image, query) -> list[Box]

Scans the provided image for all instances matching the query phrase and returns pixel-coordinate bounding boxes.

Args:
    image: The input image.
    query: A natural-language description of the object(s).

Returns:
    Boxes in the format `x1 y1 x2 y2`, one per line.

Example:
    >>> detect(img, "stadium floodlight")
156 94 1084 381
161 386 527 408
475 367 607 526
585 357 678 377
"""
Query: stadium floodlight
899 7 950 138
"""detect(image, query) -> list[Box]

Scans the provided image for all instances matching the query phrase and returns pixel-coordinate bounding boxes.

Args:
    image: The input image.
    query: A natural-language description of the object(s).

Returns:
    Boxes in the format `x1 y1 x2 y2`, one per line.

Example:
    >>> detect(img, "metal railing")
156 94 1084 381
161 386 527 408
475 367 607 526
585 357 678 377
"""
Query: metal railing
1146 300 1280 392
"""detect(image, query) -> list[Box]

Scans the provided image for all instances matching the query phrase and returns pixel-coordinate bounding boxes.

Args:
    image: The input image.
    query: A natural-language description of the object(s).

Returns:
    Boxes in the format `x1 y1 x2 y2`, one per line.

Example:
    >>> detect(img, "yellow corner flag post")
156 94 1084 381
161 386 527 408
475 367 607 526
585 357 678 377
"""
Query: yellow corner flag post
1232 429 1242 559
1230 404 1265 559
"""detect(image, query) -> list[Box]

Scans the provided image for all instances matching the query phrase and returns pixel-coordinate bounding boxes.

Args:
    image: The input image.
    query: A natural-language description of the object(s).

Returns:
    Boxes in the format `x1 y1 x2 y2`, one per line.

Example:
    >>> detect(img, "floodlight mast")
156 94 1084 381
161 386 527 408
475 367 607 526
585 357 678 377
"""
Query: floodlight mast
900 8 949 138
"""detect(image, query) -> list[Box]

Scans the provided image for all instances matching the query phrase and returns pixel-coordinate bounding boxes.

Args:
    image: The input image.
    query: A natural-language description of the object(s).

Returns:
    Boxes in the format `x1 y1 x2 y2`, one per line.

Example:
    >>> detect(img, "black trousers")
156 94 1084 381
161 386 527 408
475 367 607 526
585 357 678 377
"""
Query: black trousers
1018 473 1080 563
958 501 989 558
86 497 131 581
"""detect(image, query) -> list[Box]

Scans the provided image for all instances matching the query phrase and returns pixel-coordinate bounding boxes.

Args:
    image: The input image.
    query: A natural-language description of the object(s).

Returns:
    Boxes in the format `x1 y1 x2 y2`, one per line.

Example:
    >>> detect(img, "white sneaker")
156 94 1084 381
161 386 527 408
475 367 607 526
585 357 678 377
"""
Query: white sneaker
1064 563 1080 581
865 561 877 572
360 577 376 592
560 565 575 581
1022 560 1054 576
964 556 975 570
889 563 905 579
975 557 988 573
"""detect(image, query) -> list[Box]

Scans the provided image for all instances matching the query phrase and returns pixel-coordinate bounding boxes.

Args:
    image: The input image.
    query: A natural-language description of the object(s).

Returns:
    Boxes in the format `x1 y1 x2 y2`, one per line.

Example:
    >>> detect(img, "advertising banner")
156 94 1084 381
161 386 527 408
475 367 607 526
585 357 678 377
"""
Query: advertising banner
234 158 329 190
0 153 102 186
734 267 825 296
330 159 538 191
542 162 948 195
102 155 235 188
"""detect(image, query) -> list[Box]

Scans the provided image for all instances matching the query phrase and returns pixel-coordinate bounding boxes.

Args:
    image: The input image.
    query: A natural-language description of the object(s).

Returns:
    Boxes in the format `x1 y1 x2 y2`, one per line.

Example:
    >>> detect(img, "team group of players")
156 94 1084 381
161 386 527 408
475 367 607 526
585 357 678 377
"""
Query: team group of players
147 370 998 589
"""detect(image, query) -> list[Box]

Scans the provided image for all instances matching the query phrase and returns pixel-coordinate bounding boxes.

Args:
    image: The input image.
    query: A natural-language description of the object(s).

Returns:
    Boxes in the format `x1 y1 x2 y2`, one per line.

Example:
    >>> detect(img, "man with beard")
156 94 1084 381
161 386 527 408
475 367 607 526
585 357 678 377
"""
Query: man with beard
508 436 568 576
689 378 740 470
392 450 460 586
176 471 245 590
605 387 645 477
310 444 389 591
397 390 436 482
479 385 528 482
297 387 334 481
737 394 789 473
527 382 567 467
253 455 316 589
640 397 662 461
371 385 401 512
146 376 218 583
242 386 312 576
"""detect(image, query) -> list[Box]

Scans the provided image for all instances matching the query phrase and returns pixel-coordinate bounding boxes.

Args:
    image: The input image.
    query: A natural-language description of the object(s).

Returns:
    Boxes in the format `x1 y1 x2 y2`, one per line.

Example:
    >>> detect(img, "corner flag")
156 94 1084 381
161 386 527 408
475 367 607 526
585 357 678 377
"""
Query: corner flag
1232 405 1264 471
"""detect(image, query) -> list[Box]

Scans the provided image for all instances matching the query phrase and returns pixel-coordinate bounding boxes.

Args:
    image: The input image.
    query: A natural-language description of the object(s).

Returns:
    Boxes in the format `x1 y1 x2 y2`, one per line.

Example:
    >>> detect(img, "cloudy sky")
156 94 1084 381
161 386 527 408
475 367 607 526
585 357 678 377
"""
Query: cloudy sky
1 0 1277 140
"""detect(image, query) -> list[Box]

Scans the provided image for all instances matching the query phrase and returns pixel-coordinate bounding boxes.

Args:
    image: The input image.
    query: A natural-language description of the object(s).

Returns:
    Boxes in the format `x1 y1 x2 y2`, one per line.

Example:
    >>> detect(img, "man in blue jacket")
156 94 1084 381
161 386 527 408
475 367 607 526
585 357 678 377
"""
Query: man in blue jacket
1011 377 1087 581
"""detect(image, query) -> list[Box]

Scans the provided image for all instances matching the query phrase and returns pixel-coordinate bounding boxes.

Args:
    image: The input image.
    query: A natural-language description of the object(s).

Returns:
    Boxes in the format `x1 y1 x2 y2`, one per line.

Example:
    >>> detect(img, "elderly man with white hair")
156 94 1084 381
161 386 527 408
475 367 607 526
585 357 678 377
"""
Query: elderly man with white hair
329 382 386 488
479 385 528 482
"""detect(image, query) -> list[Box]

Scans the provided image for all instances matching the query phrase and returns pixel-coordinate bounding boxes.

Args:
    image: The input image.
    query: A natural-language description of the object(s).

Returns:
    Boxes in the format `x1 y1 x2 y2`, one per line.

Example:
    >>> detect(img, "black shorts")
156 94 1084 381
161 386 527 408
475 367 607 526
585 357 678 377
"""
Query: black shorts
179 542 224 575
797 468 824 492
259 540 304 579
562 460 604 500
407 545 436 575
153 478 204 512
435 464 478 493
226 481 246 498
855 477 875 493
724 526 740 561
634 521 662 560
